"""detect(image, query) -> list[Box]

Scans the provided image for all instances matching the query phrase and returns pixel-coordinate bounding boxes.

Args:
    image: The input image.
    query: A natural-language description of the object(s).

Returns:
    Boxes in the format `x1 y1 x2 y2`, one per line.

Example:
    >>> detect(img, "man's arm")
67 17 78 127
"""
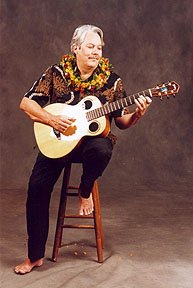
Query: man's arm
20 97 75 133
114 95 152 129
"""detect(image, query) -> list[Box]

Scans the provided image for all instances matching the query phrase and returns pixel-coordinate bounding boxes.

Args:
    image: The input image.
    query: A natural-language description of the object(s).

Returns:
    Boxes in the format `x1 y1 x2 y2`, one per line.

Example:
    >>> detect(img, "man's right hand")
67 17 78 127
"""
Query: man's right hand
19 97 75 133
48 115 76 133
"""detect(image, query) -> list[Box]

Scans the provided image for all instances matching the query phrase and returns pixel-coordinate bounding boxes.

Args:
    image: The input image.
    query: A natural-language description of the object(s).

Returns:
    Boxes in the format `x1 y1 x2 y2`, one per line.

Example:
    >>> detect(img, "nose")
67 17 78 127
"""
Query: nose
92 47 98 54
92 47 101 57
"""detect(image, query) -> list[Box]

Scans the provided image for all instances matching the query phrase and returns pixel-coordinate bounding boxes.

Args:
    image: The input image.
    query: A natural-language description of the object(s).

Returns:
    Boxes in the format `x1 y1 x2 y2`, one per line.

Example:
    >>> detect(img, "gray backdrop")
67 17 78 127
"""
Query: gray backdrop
0 0 192 190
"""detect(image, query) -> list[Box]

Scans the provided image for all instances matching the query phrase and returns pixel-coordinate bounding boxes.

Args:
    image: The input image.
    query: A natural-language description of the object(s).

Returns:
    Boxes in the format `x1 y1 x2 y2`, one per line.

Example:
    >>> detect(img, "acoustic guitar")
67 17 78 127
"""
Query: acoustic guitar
34 81 180 158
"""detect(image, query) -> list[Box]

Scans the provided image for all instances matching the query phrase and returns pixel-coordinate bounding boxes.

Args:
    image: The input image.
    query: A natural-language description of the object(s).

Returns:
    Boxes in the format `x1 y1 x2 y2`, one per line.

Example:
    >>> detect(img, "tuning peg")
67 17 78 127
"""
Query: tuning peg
160 96 163 100
167 95 170 99
173 94 176 98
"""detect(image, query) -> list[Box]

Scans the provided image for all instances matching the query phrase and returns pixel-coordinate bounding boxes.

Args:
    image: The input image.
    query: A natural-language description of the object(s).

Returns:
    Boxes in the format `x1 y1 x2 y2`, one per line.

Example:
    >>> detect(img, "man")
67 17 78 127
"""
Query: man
15 24 152 274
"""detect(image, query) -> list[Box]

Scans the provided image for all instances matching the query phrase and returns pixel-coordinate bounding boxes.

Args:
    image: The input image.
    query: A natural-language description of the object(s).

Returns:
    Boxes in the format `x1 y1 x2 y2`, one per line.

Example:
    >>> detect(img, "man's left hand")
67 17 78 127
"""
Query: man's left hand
134 96 152 117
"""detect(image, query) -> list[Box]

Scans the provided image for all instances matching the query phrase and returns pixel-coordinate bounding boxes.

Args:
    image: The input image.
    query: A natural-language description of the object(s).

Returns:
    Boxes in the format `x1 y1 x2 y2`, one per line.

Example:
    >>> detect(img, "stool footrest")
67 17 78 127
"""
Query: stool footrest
68 186 79 190
66 192 79 196
62 224 94 229
65 214 93 219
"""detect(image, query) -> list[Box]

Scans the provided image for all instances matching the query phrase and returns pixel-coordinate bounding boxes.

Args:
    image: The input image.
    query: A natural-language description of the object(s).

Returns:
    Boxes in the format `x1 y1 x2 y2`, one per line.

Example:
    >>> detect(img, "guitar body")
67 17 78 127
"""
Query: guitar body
34 96 110 158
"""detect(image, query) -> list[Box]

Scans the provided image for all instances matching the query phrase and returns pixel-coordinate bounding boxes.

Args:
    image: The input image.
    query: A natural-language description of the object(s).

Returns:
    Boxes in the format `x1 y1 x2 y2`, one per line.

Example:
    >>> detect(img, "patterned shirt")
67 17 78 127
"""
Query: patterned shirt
24 63 127 144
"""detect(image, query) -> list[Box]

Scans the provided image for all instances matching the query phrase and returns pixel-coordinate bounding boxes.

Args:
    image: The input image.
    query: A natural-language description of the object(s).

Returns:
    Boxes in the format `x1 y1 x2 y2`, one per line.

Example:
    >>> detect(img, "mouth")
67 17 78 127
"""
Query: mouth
88 57 99 61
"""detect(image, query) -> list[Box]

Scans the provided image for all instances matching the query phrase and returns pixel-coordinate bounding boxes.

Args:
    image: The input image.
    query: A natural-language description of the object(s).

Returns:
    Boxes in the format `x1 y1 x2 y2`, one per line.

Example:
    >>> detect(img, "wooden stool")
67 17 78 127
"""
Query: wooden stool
52 162 104 263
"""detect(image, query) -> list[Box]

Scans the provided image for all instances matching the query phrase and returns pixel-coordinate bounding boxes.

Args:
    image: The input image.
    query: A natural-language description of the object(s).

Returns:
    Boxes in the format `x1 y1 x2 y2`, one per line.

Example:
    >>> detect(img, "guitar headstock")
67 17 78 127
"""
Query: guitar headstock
151 81 180 99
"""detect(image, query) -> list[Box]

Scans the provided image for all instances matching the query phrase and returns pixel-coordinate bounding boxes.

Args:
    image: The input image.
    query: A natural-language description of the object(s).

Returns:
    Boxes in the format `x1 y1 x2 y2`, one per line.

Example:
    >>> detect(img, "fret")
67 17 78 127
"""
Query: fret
116 100 120 109
108 103 111 113
120 98 124 108
95 108 99 118
101 106 106 116
97 108 101 118
104 104 108 114
124 97 128 107
95 109 99 118
92 109 95 119
107 103 110 113
98 108 103 117
92 109 96 119
86 112 90 121
128 96 132 105
95 108 100 118
110 102 113 112
107 104 111 113
113 101 116 111
104 105 108 114
89 112 93 121
142 90 146 97
148 88 152 97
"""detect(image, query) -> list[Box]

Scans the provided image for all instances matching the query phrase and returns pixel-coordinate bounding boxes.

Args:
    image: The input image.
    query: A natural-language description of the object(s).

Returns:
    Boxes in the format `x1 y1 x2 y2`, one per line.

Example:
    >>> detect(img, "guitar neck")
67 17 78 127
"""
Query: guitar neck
86 88 152 121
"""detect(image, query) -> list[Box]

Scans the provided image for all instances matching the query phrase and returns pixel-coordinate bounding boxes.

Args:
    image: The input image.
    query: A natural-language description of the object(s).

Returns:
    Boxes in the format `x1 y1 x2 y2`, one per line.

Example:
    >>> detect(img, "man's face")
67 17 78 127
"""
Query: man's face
74 31 103 71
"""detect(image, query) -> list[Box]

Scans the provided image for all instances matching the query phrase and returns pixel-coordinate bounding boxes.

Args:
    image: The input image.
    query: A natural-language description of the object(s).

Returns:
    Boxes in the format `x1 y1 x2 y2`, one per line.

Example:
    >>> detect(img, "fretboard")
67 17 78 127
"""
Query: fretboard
86 88 152 121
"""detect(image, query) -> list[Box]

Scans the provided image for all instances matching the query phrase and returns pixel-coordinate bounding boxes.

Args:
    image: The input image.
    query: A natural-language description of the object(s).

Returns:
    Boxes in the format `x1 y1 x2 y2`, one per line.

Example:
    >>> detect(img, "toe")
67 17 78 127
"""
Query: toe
79 208 84 215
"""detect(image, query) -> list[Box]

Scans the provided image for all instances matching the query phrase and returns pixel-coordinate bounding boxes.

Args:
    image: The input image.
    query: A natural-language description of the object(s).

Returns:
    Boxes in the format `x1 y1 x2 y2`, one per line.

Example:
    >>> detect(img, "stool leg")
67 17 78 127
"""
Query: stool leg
52 164 71 262
93 181 104 263
94 182 104 249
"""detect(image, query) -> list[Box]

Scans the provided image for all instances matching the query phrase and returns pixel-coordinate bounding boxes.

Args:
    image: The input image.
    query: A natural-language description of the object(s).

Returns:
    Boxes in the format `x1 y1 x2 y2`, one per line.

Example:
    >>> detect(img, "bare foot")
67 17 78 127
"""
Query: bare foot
14 258 43 275
79 193 94 215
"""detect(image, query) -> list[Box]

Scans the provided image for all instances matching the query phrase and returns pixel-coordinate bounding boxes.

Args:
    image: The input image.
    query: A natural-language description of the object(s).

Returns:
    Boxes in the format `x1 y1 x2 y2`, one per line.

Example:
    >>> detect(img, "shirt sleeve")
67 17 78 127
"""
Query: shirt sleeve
24 66 53 107
111 77 127 118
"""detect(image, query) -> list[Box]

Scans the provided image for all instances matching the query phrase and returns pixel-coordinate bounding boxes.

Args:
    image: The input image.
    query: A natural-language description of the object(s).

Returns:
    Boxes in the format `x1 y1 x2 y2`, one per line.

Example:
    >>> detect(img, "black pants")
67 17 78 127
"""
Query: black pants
26 137 113 262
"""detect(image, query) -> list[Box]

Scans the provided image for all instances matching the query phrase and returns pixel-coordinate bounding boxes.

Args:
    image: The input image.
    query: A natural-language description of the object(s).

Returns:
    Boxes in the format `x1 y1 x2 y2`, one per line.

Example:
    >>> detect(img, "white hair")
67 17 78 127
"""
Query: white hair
70 24 104 53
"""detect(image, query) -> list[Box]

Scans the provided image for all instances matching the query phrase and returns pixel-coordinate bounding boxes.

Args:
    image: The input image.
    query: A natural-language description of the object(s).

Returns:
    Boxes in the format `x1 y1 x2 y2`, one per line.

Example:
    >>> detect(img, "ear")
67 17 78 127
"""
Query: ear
73 45 79 55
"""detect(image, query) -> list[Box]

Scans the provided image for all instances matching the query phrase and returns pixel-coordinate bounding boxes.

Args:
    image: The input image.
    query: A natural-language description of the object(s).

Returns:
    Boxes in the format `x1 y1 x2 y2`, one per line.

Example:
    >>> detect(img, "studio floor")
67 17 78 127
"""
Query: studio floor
0 182 193 288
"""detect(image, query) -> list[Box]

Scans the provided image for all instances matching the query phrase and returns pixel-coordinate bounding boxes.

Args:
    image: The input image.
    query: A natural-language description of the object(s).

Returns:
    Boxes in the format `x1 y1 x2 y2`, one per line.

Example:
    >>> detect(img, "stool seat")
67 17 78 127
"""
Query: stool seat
52 163 104 263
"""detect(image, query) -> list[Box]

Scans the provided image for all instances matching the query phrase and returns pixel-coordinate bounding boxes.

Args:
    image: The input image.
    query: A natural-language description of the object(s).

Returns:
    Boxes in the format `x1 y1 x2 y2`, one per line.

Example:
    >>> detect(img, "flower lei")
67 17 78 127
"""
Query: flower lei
60 54 112 92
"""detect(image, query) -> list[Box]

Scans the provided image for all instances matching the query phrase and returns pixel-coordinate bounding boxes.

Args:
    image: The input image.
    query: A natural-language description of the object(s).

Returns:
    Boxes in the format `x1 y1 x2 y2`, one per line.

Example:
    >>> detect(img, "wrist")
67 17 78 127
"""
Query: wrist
130 111 141 126
46 112 55 126
134 111 141 120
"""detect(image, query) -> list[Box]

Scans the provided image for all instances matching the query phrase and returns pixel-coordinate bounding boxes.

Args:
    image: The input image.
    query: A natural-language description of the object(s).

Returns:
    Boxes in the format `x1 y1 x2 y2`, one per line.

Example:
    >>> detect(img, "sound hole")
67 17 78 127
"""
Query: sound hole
89 121 99 133
84 100 92 110
53 128 61 140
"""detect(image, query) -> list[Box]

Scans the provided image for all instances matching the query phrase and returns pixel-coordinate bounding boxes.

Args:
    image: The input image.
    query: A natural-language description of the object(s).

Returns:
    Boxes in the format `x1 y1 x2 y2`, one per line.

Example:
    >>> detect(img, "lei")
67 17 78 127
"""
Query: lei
60 54 112 92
